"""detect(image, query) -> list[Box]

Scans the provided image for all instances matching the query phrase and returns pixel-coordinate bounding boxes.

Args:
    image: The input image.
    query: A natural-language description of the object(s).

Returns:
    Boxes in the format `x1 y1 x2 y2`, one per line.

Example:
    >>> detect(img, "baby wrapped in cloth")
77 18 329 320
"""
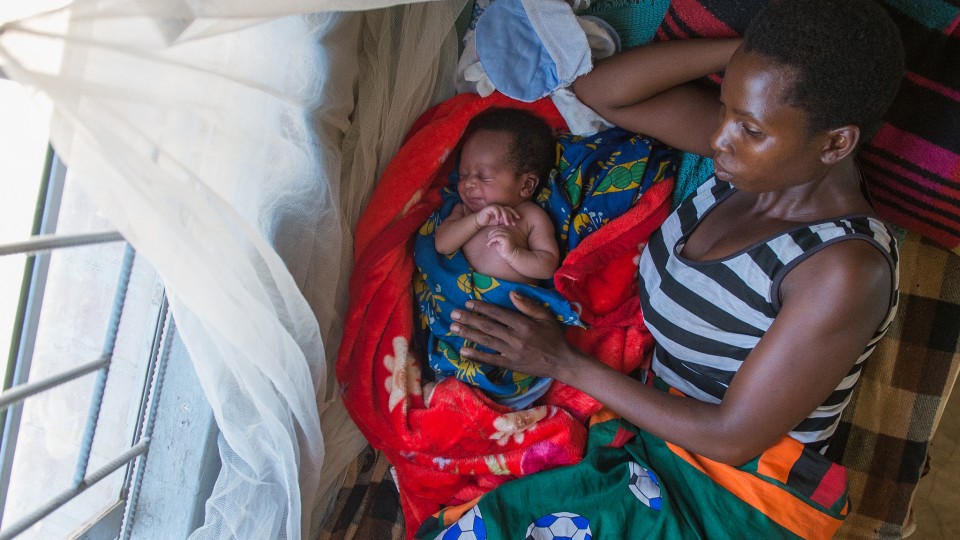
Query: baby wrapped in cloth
338 93 679 533
414 123 674 408
414 181 583 409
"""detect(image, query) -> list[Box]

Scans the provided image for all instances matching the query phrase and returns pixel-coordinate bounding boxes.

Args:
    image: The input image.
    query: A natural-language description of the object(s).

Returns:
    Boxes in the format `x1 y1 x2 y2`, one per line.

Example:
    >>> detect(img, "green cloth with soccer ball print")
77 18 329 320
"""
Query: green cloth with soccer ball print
416 380 850 540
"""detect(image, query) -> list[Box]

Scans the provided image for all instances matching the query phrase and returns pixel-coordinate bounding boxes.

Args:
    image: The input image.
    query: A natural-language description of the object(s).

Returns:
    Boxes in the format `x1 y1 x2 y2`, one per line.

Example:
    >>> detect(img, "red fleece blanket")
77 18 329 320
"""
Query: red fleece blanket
337 92 672 537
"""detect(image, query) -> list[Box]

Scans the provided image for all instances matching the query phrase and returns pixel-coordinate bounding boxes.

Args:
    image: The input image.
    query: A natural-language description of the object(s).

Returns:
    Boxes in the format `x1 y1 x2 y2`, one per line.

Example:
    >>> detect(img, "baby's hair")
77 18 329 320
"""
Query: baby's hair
743 0 904 144
461 108 556 182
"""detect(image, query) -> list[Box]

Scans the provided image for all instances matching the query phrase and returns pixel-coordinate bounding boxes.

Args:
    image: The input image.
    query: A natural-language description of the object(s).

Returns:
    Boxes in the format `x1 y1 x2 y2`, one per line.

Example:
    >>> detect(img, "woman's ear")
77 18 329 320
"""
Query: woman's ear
820 125 860 164
519 173 539 197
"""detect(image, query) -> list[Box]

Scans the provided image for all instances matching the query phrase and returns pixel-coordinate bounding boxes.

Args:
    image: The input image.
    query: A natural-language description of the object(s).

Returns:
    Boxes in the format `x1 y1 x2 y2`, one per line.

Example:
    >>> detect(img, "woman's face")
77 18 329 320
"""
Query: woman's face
710 49 828 192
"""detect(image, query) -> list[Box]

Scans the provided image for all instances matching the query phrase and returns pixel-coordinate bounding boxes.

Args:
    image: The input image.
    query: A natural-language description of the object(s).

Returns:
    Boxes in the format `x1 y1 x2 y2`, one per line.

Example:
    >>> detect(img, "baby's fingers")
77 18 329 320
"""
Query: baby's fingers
496 207 514 226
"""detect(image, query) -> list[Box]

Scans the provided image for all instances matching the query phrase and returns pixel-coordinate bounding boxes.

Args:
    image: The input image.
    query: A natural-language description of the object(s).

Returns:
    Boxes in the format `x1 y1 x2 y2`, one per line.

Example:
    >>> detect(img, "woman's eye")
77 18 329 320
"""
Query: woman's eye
742 124 763 138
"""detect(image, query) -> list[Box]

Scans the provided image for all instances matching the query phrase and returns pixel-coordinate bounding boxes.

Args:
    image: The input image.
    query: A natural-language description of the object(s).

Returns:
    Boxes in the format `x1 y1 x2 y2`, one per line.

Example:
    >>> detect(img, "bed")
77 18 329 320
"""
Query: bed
329 1 960 539
2 1 957 539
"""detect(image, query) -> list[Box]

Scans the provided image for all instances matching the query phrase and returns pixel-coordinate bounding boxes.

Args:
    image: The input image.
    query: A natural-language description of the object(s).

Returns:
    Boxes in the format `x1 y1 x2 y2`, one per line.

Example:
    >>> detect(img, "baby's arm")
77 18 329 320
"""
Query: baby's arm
435 203 520 254
487 204 559 280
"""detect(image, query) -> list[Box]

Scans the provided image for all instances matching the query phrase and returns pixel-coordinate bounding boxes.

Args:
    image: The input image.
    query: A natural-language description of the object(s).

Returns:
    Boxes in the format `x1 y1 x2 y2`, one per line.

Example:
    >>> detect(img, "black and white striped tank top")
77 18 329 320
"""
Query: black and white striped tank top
638 176 899 451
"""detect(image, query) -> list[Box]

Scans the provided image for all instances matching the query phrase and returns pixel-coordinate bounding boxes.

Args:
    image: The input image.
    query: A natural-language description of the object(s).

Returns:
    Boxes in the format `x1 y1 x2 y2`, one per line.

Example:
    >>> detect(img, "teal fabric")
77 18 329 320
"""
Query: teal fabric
582 0 672 48
672 153 715 210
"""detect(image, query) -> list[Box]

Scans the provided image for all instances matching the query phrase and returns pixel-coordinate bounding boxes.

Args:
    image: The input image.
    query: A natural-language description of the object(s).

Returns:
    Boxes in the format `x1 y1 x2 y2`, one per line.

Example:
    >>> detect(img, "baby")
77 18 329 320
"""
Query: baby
434 108 559 284
415 107 574 408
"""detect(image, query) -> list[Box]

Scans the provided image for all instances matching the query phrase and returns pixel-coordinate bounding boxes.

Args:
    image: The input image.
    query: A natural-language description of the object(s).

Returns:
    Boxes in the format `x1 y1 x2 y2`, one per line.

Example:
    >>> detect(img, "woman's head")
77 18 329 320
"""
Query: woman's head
741 0 904 145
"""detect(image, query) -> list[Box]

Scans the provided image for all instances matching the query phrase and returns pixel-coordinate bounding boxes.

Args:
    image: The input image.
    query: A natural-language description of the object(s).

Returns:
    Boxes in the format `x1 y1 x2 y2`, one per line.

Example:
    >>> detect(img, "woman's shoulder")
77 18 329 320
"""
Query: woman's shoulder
777 217 898 315
781 215 898 274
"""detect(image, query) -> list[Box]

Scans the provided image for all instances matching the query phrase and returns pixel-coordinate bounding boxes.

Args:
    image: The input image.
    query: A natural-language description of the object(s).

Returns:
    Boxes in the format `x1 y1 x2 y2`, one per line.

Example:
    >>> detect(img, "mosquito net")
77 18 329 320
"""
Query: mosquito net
0 0 467 537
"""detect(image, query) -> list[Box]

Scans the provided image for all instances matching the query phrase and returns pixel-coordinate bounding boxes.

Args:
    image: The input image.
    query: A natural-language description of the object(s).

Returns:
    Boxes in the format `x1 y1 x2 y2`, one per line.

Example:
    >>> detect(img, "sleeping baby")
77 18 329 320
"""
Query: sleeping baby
414 107 581 409
434 108 560 284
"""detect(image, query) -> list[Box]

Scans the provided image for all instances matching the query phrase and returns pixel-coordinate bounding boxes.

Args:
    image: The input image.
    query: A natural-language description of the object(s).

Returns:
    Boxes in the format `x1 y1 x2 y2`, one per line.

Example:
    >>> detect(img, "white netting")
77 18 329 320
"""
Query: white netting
0 0 467 537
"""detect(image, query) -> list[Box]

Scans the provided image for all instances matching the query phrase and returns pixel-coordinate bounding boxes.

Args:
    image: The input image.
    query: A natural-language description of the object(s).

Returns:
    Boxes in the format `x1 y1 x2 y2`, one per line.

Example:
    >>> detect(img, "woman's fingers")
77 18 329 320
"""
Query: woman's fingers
455 299 526 331
452 298 570 380
450 307 512 349
459 346 508 367
509 291 555 321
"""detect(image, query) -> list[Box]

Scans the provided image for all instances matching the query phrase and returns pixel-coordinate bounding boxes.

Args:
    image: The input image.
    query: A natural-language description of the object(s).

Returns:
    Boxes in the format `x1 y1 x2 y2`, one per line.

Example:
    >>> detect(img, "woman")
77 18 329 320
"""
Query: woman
423 1 904 538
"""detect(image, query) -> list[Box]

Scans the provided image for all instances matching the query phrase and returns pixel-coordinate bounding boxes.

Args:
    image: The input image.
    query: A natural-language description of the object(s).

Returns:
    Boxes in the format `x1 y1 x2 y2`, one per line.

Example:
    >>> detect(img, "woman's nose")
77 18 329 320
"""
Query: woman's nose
710 121 732 156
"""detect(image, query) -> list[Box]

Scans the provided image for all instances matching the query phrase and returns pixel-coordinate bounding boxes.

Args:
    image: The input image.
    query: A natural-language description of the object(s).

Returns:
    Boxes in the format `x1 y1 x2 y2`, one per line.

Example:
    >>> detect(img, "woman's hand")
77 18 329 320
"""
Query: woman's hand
450 291 579 380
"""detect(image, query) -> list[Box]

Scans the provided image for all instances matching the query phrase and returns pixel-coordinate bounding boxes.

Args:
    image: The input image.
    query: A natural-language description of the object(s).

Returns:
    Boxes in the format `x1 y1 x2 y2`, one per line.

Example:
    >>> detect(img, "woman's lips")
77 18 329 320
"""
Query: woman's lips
713 161 733 182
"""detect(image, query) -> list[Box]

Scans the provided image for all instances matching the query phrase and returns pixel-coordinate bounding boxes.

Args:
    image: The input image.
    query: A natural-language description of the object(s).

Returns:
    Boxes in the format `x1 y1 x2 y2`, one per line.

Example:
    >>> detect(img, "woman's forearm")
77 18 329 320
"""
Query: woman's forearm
573 38 741 114
558 353 767 466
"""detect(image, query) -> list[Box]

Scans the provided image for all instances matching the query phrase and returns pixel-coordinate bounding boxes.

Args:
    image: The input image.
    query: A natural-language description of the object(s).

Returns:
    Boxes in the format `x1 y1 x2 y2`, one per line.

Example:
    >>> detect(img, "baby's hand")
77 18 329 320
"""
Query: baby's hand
486 226 521 263
474 204 520 228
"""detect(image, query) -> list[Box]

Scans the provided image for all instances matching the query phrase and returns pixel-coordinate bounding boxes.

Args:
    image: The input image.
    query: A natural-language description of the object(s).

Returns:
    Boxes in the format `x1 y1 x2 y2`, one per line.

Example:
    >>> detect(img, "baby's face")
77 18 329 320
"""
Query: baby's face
457 130 533 213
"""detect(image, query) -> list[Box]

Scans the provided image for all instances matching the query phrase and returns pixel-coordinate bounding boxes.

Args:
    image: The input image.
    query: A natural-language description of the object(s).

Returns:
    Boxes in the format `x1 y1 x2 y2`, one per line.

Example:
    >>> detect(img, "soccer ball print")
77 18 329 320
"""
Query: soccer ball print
628 461 663 511
525 511 592 540
441 506 486 540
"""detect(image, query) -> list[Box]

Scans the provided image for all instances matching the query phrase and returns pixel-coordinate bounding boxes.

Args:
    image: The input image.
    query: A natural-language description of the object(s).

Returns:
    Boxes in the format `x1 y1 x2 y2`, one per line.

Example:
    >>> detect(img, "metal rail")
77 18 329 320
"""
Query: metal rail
0 440 151 540
0 231 124 258
0 355 110 412
73 244 136 487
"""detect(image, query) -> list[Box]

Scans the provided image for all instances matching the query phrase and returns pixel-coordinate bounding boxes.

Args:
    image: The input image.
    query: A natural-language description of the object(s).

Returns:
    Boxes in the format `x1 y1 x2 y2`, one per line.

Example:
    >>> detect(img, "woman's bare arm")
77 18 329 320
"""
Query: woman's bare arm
451 241 891 465
572 38 741 156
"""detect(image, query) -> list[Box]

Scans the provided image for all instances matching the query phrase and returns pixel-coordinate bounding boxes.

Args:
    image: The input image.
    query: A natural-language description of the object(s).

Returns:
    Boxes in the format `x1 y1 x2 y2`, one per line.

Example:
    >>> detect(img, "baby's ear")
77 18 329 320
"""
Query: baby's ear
519 173 539 197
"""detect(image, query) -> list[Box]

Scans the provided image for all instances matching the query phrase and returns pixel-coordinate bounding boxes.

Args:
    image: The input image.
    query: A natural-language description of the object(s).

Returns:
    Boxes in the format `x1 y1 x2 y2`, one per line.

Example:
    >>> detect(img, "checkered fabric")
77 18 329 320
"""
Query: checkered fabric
317 446 404 540
827 232 960 539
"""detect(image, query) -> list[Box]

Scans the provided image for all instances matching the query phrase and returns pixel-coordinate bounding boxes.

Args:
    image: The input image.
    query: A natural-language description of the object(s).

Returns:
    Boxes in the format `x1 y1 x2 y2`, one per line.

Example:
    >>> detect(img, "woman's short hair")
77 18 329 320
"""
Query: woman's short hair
462 108 556 182
743 0 905 143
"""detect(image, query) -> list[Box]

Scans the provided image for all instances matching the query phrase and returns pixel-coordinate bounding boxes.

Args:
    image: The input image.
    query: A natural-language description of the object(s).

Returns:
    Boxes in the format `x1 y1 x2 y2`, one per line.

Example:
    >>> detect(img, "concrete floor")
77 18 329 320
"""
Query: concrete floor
911 381 960 538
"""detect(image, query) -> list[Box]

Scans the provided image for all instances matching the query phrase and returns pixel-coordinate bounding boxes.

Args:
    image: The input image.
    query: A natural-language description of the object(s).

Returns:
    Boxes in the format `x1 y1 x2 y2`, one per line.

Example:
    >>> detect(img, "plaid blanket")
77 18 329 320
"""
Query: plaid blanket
317 446 404 540
826 231 960 539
